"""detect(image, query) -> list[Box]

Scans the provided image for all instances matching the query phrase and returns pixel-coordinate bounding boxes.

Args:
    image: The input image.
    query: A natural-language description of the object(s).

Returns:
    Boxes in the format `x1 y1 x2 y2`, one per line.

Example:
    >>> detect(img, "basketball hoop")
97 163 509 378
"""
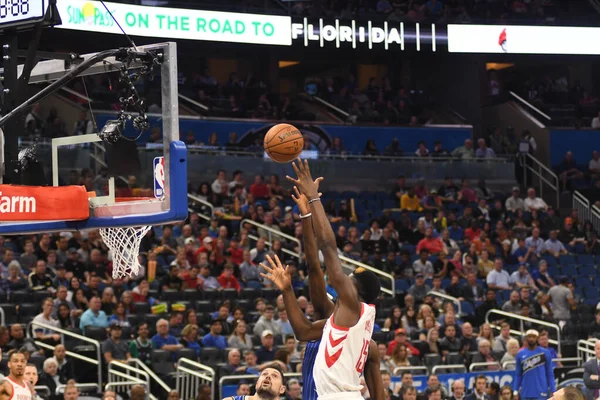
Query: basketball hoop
99 224 151 279
93 197 156 279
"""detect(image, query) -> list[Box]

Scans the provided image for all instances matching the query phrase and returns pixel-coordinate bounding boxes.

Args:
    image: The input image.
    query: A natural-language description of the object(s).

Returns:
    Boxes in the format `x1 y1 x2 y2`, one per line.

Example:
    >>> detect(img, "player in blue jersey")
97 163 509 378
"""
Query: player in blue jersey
513 329 556 400
222 364 286 400
259 185 384 400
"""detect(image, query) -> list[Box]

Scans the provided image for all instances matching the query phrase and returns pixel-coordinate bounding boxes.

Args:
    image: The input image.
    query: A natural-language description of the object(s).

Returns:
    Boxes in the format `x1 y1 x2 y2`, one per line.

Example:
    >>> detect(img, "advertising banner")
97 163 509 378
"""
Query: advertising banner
54 0 292 46
448 24 600 55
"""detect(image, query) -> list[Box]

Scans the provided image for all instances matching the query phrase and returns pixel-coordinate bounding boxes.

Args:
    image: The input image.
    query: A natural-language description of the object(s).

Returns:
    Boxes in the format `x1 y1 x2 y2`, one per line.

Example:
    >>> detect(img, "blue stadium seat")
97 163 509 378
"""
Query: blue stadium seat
595 255 600 265
460 301 475 316
341 191 358 199
594 276 600 287
395 279 410 293
559 264 578 276
374 191 389 200
584 286 600 298
576 276 592 288
547 265 560 277
584 298 600 306
578 254 595 265
542 254 558 267
383 199 396 209
559 255 576 266
359 191 375 200
579 265 597 276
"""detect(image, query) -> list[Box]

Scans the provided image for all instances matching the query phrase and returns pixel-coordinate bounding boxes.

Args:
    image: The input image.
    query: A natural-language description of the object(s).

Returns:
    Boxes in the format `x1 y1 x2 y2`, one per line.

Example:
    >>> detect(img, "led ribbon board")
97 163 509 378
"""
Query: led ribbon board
54 0 292 46
447 24 600 55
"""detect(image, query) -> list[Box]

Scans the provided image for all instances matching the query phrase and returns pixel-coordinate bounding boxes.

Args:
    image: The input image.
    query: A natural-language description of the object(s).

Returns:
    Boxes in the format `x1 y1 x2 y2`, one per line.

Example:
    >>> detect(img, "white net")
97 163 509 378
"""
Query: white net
99 225 152 279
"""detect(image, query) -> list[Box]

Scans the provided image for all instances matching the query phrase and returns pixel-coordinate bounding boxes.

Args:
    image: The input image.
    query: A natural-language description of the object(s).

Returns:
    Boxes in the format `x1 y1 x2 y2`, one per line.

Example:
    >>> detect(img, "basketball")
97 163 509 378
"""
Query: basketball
264 123 304 163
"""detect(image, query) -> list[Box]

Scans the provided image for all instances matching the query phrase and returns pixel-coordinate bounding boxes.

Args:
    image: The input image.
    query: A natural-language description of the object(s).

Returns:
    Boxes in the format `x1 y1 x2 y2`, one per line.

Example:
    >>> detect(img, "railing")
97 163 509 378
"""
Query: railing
502 361 516 370
339 253 395 296
469 362 501 372
218 372 302 400
28 321 102 389
574 191 600 233
108 361 151 400
485 309 562 354
55 383 101 394
127 358 172 398
34 386 51 396
428 291 462 315
509 91 552 122
178 94 209 111
577 338 597 362
521 153 560 208
176 358 216 400
313 96 350 119
241 218 303 259
392 366 428 376
432 364 467 374
0 306 5 326
187 193 215 222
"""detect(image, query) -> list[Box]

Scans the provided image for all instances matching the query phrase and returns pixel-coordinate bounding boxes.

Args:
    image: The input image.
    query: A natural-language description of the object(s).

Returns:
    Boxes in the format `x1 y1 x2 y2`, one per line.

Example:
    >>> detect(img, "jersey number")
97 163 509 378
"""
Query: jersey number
355 339 369 373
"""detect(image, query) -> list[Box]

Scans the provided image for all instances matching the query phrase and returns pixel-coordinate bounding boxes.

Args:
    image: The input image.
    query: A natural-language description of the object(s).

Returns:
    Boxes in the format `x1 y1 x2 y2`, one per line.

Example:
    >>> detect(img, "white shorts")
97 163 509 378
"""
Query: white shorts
318 393 364 400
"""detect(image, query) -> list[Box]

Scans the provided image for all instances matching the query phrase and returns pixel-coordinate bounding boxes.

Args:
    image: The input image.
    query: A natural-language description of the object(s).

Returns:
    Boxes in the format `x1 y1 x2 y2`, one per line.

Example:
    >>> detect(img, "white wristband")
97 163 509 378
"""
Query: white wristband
299 212 312 219
308 197 321 204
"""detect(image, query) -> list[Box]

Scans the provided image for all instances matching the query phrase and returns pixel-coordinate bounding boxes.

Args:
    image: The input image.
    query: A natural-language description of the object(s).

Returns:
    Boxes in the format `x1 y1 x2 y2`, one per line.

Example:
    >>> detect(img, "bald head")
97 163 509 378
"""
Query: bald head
130 385 145 400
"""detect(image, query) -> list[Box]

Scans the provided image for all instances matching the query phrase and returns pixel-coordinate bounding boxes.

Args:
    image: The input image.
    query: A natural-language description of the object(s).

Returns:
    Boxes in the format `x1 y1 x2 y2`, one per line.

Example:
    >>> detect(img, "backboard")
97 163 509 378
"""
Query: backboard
0 42 187 234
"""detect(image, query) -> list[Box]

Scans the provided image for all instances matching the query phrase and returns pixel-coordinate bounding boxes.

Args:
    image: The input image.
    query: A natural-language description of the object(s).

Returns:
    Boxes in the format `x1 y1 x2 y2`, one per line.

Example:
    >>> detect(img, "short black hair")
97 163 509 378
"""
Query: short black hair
352 268 380 304
263 362 286 384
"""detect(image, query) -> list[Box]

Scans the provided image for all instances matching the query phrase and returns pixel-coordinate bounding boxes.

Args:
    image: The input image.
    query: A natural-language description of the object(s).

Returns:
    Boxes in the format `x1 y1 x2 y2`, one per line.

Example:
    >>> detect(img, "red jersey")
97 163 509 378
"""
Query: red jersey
218 274 241 291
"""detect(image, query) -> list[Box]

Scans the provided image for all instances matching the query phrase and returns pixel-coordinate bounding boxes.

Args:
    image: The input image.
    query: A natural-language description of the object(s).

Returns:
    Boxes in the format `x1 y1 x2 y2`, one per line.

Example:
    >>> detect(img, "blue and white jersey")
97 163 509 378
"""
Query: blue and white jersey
302 340 320 400
513 346 556 398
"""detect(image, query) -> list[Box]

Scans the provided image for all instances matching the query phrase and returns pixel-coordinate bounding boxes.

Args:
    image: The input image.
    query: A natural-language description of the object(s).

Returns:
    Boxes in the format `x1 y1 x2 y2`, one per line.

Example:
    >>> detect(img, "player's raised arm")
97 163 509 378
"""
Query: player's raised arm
287 159 362 326
364 340 385 400
292 186 334 320
260 255 326 341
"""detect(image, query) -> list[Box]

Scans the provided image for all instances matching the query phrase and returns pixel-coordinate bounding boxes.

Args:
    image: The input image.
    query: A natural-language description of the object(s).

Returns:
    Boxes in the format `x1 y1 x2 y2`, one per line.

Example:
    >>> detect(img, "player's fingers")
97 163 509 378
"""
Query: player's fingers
265 254 276 268
285 175 298 185
291 193 299 203
293 186 301 198
318 192 323 197
259 263 272 273
273 254 282 267
303 159 312 177
259 273 272 281
291 161 301 177
315 177 324 186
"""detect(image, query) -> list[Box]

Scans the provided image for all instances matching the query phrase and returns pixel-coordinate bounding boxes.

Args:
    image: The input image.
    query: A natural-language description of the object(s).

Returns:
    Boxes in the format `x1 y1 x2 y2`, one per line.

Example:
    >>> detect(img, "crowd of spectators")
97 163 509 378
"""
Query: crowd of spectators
0 162 594 399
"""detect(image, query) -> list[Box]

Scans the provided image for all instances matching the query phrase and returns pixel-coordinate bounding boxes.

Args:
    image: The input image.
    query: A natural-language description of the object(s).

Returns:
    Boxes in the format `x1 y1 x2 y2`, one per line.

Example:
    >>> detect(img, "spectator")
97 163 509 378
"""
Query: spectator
471 339 499 371
102 323 130 364
452 139 475 159
461 323 478 353
450 379 466 400
412 250 434 278
256 330 276 363
201 320 227 349
387 328 420 357
274 309 294 340
510 264 538 291
438 177 460 205
462 272 485 303
408 274 431 304
28 260 55 292
423 375 449 398
475 139 496 158
538 330 561 367
486 258 512 290
588 309 600 339
548 277 576 325
544 230 568 258
400 188 423 212
524 188 548 212
416 228 446 255
129 323 152 368
8 324 36 353
19 241 37 272
250 175 269 200
228 319 253 350
198 264 221 290
477 249 494 278
38 358 61 396
250 238 268 265
33 298 61 344
558 151 584 191
505 187 525 212
500 338 520 369
79 296 108 334
253 305 282 338
180 324 201 358
440 325 462 358
385 138 403 157
216 264 240 290
161 265 183 293
502 291 522 314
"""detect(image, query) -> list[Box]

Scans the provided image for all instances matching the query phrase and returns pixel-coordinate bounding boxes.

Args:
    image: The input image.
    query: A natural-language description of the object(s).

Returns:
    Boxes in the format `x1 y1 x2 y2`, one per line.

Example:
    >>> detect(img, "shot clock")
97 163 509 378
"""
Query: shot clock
0 0 54 30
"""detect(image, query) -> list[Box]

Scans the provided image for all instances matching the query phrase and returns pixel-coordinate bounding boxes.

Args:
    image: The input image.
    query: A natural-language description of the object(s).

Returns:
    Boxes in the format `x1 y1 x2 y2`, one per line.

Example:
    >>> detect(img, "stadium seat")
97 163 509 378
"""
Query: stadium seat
32 291 52 304
10 291 29 304
460 301 475 316
183 289 203 302
560 264 578 276
240 288 260 301
0 304 18 324
579 265 597 276
395 280 410 293
424 354 442 372
547 265 560 277
202 290 220 301
577 254 595 265
134 302 151 314
446 353 464 365
19 303 40 320
151 350 175 375
177 348 198 361
196 312 212 327
262 288 278 301
200 347 223 365
221 289 238 301
559 255 577 267
196 301 215 313
235 299 251 312
84 326 107 342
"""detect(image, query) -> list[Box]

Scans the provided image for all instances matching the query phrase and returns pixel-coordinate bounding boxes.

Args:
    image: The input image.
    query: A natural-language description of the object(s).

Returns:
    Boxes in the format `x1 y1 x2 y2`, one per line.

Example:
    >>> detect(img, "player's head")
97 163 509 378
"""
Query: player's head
525 329 539 348
255 363 286 398
7 349 27 377
350 267 380 304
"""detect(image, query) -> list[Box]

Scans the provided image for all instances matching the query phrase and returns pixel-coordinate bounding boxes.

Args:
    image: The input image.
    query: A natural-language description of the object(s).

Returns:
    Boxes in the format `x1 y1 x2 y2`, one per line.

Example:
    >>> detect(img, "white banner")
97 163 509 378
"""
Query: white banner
448 24 600 55
54 0 292 46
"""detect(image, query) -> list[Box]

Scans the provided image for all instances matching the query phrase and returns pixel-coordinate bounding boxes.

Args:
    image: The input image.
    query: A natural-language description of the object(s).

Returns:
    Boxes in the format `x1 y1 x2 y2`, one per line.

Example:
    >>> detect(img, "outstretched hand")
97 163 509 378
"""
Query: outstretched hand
260 254 292 292
291 186 322 216
286 159 323 200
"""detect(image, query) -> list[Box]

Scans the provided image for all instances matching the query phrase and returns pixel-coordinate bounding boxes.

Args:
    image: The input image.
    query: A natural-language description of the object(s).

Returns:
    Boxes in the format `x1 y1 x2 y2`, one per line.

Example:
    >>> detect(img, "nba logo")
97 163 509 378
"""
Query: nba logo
154 157 165 198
